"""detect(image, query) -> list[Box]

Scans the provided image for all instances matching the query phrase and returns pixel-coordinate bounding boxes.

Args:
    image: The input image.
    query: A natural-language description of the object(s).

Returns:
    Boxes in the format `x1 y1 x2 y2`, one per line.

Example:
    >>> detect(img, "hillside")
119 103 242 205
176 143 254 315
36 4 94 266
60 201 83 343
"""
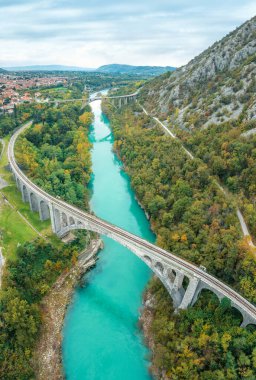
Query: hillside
97 64 176 75
0 68 6 73
140 16 256 129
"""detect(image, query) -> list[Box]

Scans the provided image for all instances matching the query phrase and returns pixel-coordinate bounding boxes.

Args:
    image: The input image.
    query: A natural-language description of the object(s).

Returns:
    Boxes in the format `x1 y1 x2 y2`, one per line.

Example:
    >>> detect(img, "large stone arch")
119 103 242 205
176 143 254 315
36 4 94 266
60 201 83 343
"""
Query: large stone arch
191 282 224 307
57 218 103 237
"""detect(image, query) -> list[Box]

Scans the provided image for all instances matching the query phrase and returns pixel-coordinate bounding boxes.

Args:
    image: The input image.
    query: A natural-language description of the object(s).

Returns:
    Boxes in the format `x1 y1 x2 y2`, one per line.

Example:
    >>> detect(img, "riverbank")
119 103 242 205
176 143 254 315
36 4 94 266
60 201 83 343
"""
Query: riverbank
33 238 103 380
140 284 163 380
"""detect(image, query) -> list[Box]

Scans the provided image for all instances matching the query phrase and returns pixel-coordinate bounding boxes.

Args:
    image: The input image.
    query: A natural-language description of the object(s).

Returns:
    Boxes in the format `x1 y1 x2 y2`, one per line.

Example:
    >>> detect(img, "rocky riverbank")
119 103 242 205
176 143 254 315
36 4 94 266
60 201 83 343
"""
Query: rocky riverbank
140 284 167 380
33 238 103 380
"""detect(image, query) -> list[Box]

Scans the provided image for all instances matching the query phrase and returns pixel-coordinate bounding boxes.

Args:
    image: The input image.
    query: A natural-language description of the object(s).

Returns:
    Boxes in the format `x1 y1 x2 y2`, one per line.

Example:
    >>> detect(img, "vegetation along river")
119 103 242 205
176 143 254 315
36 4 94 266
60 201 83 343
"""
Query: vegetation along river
62 98 154 379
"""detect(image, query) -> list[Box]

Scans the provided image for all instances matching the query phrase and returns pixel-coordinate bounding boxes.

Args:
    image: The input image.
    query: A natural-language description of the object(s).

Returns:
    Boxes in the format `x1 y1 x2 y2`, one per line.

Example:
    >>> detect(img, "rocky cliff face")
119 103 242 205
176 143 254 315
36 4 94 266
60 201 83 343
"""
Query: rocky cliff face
140 16 256 130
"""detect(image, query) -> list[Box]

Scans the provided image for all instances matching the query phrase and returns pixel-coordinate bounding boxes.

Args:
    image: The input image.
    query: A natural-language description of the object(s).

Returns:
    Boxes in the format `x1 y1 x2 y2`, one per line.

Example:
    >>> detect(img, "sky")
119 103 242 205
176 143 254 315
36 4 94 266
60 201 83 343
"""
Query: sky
0 0 255 68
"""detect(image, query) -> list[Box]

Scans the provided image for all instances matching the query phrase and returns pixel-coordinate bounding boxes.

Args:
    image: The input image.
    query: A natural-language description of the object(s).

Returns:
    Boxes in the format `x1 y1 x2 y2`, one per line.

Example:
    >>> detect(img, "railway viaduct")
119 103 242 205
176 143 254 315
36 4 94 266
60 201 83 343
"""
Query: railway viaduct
92 92 138 107
8 119 256 328
40 91 138 108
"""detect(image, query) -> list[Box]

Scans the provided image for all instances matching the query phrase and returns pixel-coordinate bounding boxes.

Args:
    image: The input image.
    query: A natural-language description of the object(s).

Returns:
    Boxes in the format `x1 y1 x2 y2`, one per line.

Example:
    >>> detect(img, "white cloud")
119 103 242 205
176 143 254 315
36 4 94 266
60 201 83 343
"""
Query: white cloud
0 0 255 68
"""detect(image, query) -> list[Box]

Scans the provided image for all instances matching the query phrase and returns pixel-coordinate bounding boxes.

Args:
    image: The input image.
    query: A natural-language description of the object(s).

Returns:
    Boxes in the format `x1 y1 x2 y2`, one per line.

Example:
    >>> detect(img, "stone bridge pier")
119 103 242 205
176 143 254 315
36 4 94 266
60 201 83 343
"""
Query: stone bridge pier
140 253 200 310
14 174 53 222
13 170 104 238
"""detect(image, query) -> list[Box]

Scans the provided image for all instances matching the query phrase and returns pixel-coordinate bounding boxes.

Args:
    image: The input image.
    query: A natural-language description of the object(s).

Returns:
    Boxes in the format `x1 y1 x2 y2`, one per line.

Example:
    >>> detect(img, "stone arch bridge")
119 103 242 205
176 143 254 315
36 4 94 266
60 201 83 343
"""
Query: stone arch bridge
91 92 138 108
8 121 256 327
40 91 138 109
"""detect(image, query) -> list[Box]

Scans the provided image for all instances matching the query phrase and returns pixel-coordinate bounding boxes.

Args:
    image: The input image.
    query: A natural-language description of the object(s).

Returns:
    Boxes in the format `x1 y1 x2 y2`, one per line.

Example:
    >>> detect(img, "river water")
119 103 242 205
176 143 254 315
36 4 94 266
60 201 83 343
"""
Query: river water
62 99 154 380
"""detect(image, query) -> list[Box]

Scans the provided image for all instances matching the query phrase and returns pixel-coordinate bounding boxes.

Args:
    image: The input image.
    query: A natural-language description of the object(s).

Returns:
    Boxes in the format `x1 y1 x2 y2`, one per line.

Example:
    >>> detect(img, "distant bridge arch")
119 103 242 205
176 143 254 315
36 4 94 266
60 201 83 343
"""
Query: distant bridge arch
90 91 138 108
40 91 138 109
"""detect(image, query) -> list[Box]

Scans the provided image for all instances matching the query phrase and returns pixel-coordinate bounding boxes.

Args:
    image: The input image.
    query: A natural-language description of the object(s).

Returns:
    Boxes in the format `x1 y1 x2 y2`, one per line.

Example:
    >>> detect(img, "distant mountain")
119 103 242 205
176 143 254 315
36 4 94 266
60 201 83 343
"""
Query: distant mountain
4 64 176 75
5 65 94 72
140 16 256 129
0 68 7 73
96 64 176 75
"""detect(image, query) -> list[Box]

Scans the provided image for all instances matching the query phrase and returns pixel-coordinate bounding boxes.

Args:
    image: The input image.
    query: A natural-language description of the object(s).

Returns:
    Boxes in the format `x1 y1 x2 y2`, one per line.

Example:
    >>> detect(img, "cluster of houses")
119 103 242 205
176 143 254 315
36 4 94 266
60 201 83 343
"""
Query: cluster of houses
0 74 67 114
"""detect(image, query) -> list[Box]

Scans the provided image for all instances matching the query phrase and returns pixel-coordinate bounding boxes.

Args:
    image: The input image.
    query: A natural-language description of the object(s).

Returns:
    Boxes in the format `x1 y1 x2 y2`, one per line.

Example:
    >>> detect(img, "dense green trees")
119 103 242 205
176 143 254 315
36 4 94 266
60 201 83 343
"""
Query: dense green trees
103 101 256 379
16 102 92 209
0 88 93 378
146 278 256 380
176 119 256 238
104 102 253 292
0 103 49 137
0 238 83 379
0 115 16 136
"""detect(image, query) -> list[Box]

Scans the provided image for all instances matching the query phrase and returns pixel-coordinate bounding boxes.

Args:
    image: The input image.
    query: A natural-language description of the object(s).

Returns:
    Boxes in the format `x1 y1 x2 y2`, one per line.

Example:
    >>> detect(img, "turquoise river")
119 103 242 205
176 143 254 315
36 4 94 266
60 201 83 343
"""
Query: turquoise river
62 98 154 379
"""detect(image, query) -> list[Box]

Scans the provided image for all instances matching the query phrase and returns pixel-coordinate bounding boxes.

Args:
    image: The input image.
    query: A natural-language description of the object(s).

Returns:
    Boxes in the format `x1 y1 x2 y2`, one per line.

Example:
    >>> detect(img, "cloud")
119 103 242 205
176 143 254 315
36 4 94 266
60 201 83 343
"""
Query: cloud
0 0 255 67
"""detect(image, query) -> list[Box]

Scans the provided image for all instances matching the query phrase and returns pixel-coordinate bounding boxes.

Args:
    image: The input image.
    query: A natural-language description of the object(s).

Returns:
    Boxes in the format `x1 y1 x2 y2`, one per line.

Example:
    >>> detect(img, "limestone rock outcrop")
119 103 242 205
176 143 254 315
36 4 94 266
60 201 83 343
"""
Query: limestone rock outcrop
140 16 256 129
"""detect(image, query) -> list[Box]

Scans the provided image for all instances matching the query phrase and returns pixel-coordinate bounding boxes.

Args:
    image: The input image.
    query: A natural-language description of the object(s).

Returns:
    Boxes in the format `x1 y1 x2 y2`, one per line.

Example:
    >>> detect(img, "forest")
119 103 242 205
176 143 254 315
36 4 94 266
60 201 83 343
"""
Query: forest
0 103 35 137
174 119 256 239
0 235 90 380
103 100 256 379
15 102 92 209
0 86 93 378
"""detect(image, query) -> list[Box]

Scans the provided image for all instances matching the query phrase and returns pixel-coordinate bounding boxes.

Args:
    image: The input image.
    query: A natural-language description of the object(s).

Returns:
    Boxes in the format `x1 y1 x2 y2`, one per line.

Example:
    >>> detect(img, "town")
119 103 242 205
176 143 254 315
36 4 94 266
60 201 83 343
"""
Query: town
0 73 67 113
